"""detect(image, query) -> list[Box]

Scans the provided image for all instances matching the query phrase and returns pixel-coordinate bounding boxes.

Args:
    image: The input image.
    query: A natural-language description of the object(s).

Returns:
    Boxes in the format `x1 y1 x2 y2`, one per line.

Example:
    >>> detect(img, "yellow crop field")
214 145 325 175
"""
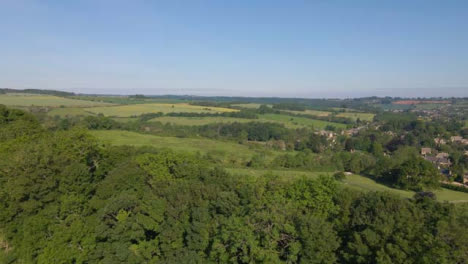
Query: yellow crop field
0 94 111 107
84 103 238 117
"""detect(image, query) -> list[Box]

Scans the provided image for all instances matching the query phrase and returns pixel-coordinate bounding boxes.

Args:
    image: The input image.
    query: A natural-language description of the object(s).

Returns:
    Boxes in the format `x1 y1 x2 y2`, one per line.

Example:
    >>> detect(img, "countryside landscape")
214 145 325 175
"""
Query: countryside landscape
1 88 468 263
2 1 468 263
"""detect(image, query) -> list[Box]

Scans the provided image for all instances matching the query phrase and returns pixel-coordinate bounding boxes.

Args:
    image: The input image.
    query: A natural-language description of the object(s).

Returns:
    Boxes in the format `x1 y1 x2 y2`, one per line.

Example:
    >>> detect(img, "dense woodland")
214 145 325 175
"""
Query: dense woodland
1 102 468 263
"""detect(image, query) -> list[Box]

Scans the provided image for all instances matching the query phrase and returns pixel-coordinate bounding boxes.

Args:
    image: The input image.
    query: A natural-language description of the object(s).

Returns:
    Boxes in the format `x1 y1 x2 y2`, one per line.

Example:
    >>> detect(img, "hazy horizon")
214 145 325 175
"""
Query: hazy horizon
1 1 468 98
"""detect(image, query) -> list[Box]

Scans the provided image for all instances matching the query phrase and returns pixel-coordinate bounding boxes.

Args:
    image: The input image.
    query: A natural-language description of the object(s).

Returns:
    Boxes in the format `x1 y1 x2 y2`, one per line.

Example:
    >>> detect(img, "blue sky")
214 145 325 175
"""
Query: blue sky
1 0 467 97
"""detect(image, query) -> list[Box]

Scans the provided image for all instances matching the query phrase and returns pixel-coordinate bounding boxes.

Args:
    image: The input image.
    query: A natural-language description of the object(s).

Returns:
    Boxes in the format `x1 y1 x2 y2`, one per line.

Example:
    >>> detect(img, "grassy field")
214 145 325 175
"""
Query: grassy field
336 112 375 121
259 114 347 129
0 93 111 107
47 107 94 117
149 116 256 126
84 103 238 117
285 109 331 117
90 130 283 165
226 168 468 203
231 103 272 109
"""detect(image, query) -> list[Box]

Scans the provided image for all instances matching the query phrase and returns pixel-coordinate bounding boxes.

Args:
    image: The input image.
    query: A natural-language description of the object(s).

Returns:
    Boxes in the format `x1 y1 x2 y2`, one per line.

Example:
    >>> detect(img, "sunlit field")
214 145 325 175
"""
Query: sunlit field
84 103 238 117
258 114 347 129
90 130 283 165
0 94 111 107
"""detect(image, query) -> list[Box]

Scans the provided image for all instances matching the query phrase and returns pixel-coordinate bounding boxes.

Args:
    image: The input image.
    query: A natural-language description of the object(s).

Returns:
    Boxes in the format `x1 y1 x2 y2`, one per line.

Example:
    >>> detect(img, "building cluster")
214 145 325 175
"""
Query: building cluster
421 137 468 187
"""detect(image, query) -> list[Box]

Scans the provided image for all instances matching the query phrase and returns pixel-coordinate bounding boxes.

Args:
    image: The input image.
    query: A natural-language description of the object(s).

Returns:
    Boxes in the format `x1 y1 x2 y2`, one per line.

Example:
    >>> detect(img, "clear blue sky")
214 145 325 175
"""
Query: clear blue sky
1 0 467 98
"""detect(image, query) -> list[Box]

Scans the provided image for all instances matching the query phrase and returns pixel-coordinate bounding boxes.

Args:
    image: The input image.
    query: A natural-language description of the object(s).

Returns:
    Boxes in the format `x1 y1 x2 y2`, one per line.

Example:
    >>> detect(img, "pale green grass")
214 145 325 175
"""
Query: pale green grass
285 109 331 117
226 168 468 203
231 103 271 109
259 114 347 129
90 130 283 165
47 107 94 117
85 103 238 117
0 94 111 107
227 168 329 181
149 116 256 126
336 112 375 121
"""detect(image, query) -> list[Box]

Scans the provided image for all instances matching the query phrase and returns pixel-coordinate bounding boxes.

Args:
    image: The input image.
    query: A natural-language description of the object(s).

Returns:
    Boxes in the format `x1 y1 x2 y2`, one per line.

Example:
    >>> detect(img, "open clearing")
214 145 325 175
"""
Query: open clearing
259 114 347 129
85 103 238 117
231 103 266 109
336 112 375 121
227 168 468 203
0 94 111 107
285 109 331 117
47 107 94 117
149 116 256 126
90 130 283 165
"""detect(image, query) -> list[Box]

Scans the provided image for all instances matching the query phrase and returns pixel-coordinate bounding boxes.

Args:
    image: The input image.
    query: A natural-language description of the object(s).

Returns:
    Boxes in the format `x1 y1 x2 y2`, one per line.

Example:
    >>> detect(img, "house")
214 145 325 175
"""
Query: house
437 158 451 167
436 152 449 159
316 130 335 139
421 147 432 156
343 128 360 136
462 139 468 145
434 138 446 145
464 173 468 186
424 156 451 169
451 136 463 143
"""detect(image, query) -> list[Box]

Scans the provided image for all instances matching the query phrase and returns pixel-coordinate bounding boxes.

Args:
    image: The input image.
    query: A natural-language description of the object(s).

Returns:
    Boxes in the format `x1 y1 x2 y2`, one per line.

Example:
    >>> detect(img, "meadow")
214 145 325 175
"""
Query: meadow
285 109 331 117
84 103 238 117
47 107 93 117
230 103 266 109
336 112 375 121
0 93 111 107
227 168 468 203
149 116 256 126
90 130 283 165
259 114 347 129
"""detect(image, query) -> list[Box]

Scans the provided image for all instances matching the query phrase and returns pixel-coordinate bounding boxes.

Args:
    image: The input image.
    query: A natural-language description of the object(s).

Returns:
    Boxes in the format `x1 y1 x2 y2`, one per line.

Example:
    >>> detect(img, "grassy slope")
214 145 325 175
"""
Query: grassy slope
336 112 375 121
259 114 347 129
47 107 94 117
227 168 468 203
149 116 256 125
285 109 331 117
231 103 266 109
90 130 283 165
85 103 238 117
0 94 111 107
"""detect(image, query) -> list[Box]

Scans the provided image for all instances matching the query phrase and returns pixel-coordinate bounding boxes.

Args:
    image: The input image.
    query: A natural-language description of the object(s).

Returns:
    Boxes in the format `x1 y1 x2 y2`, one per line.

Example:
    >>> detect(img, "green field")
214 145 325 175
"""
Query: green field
47 107 93 117
90 130 282 165
227 168 468 203
259 114 347 129
0 94 111 107
336 112 375 121
84 103 238 117
231 103 272 109
285 109 331 117
149 116 256 126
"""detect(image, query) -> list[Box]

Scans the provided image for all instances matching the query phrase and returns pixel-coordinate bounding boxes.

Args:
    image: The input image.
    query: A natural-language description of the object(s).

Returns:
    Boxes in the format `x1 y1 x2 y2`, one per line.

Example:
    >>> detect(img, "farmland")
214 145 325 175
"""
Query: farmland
149 116 255 126
0 93 111 107
84 103 238 117
258 114 347 129
47 107 93 117
90 130 283 165
285 109 331 117
336 112 375 121
231 103 267 109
